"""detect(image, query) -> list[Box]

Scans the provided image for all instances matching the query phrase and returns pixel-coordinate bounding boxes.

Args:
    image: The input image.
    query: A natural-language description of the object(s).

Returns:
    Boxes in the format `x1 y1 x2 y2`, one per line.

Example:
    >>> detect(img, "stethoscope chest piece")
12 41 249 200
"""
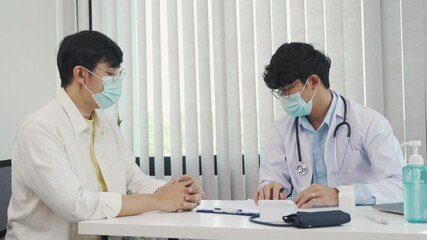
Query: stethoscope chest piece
297 163 308 175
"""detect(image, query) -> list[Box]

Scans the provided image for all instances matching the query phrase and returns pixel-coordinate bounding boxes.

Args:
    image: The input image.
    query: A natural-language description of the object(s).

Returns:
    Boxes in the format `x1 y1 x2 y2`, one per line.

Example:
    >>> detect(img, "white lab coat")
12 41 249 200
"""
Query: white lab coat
259 93 405 204
6 89 166 240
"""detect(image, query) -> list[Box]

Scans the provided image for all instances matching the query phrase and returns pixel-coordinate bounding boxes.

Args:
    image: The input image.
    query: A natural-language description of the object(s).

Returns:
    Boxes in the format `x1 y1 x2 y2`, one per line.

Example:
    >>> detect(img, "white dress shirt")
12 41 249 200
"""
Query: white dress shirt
258 91 405 204
6 89 166 240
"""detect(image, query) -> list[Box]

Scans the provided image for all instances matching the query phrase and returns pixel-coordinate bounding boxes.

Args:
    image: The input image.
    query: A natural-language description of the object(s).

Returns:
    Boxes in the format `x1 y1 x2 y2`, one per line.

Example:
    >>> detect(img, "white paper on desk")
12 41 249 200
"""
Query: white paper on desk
198 199 259 213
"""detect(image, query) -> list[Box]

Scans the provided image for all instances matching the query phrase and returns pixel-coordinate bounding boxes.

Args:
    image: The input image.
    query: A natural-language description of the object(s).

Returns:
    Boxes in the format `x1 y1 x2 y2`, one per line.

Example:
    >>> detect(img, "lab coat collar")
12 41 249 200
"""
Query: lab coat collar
325 90 346 147
57 88 105 135
331 90 345 120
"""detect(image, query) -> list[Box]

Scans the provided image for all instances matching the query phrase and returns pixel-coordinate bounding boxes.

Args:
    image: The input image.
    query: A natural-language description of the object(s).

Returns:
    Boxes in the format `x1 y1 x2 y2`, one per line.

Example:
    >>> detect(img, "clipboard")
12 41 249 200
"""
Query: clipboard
196 207 258 216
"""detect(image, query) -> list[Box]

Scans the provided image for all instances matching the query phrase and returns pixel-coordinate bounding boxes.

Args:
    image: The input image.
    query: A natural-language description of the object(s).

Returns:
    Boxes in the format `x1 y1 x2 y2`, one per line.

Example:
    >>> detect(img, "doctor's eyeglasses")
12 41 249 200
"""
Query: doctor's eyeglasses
271 80 302 99
271 89 289 99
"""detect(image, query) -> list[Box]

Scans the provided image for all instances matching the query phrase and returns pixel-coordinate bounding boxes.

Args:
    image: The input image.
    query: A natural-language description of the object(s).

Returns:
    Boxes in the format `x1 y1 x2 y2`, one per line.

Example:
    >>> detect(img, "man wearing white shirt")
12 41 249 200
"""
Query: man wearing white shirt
6 30 203 240
254 42 404 208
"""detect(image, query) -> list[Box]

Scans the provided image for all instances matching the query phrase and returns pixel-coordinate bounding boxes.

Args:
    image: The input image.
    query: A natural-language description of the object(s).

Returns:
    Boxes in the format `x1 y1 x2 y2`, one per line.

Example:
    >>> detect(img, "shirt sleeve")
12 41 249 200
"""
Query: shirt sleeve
88 192 122 219
358 112 405 204
258 122 293 196
353 184 376 205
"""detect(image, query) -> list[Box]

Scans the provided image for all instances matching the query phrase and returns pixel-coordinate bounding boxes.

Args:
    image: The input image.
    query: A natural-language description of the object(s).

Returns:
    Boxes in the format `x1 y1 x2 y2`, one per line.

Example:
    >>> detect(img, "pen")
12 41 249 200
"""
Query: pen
366 216 389 225
213 207 242 214
196 208 258 216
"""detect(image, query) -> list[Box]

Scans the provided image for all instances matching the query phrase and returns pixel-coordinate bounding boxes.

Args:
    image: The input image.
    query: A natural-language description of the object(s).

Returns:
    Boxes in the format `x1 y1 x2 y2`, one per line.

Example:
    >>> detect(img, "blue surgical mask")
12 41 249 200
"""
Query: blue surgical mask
280 80 316 117
83 67 124 109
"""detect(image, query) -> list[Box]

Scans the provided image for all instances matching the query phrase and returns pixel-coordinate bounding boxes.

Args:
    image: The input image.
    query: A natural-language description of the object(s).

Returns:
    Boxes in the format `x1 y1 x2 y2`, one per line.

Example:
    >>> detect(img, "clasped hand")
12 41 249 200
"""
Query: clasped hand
155 175 204 212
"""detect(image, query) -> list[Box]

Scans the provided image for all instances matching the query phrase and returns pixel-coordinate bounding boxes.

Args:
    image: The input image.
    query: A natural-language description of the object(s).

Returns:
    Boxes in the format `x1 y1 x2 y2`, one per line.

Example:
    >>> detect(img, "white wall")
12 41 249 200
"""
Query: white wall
0 0 75 160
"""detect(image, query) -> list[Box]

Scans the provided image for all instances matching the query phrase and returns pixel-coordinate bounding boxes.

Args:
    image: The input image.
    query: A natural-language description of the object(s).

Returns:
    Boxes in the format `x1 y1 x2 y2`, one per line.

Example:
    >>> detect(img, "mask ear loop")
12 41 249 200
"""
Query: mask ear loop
300 77 317 103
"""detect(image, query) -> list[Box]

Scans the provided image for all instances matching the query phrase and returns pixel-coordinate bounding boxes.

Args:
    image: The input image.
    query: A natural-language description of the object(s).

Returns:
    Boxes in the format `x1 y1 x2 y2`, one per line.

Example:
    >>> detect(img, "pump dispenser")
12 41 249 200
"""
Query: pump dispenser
402 141 427 223
402 141 424 165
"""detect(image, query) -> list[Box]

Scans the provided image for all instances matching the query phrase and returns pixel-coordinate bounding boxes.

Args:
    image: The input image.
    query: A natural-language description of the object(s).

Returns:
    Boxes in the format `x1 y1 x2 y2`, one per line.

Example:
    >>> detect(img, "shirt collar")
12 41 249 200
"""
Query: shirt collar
57 88 104 135
299 90 338 131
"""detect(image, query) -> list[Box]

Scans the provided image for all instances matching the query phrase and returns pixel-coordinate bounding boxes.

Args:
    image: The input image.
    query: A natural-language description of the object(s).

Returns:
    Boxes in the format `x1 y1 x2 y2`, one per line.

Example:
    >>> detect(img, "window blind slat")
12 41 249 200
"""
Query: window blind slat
167 0 184 178
91 0 102 31
305 0 325 50
211 0 232 200
381 0 405 143
401 0 427 157
238 0 258 199
180 0 199 178
270 0 287 120
324 0 345 95
196 0 217 199
117 1 135 152
150 0 165 178
288 0 305 42
363 0 384 114
255 0 274 184
136 0 150 174
77 0 89 31
342 0 364 103
225 0 244 200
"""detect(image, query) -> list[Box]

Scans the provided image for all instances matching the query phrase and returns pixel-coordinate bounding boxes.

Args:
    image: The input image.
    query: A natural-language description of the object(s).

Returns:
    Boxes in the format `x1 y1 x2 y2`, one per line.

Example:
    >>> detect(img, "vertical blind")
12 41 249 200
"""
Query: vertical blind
77 0 427 200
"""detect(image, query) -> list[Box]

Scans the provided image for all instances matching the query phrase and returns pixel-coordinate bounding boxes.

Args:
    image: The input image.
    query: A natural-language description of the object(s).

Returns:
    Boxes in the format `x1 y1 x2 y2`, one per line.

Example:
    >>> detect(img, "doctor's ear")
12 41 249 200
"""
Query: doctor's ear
307 75 321 90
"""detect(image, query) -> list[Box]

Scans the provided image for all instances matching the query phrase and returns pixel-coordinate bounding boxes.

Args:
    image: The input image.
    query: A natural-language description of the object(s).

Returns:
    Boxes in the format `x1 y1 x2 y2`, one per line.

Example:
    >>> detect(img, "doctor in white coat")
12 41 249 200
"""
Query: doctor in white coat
254 42 404 208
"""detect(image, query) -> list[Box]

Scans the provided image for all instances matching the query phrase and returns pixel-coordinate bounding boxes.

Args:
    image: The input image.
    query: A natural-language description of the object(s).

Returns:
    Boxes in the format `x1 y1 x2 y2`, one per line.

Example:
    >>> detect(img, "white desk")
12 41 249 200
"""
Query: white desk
79 200 427 240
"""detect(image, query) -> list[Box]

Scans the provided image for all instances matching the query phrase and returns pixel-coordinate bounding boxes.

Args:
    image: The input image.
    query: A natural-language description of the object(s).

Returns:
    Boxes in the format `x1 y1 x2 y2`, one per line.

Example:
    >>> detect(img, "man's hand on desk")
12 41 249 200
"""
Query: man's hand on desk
294 184 338 208
158 175 205 212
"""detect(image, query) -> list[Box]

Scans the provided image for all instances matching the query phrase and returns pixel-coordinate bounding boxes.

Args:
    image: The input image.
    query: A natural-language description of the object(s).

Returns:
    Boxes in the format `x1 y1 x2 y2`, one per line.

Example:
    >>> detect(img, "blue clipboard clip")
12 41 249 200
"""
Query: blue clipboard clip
196 207 257 216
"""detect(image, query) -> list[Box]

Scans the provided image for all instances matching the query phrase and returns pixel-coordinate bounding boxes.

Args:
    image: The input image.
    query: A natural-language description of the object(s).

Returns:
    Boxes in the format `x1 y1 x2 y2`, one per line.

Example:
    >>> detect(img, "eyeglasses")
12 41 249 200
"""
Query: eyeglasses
84 66 126 82
271 80 301 99
271 89 287 99
94 66 126 82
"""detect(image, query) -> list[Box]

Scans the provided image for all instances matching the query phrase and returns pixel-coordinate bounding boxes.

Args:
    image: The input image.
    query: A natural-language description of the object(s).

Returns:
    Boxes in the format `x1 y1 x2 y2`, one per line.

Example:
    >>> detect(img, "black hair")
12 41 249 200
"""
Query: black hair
57 30 123 88
263 42 331 89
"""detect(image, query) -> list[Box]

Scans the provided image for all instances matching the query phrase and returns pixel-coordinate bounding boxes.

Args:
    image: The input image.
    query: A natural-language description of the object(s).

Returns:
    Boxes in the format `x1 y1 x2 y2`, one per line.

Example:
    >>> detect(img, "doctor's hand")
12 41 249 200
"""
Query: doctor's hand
253 182 287 205
294 184 338 208
169 175 204 212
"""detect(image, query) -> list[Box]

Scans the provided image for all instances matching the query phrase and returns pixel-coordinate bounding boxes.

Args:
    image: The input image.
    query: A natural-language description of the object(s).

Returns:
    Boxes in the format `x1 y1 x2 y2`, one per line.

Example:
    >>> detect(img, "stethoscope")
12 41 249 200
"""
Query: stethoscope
295 95 351 175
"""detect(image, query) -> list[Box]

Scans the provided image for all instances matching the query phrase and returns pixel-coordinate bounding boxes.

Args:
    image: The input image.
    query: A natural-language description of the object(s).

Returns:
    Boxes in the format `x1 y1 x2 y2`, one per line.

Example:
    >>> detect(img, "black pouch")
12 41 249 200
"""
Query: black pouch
283 210 351 228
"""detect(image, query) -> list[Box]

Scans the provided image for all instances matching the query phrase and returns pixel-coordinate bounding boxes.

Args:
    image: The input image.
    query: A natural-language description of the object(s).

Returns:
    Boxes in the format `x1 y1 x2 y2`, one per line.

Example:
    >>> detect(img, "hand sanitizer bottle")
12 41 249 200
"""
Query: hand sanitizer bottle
402 141 427 223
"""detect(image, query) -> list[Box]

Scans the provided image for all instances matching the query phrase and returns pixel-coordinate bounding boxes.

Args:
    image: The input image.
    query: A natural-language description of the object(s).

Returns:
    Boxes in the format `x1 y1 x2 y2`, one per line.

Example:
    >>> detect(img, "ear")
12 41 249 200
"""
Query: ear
308 75 321 90
72 66 87 85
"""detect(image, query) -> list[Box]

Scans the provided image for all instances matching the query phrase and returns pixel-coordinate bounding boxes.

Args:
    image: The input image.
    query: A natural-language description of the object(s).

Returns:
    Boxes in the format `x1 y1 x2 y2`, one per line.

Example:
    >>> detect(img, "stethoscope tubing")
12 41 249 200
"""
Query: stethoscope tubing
295 95 350 175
